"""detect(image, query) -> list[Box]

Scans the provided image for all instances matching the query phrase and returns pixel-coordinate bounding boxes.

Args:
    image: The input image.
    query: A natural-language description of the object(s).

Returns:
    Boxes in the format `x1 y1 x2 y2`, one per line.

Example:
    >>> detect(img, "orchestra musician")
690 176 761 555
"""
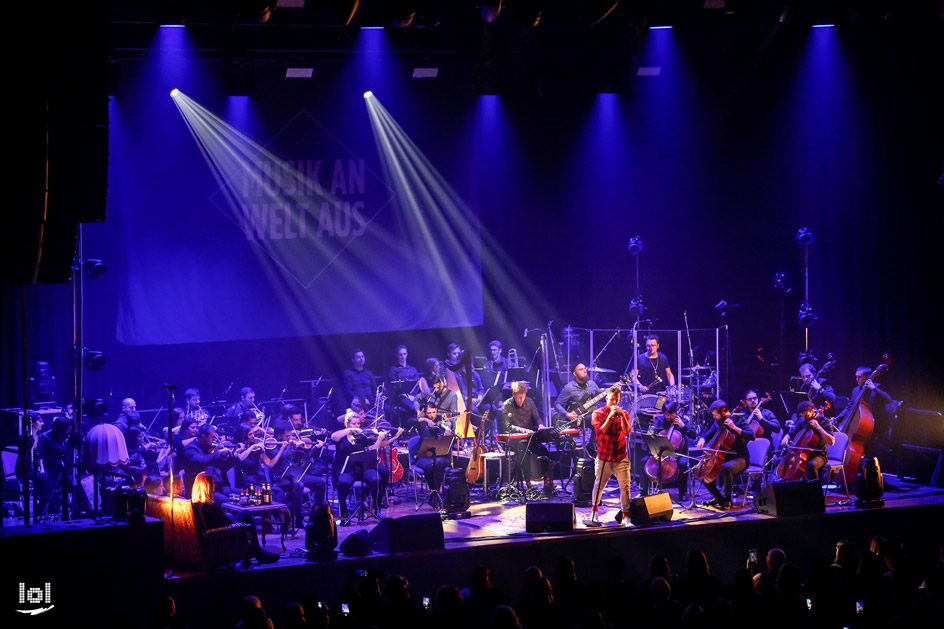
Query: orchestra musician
628 335 675 393
500 381 552 496
224 387 263 428
694 400 755 510
234 410 263 445
587 387 633 527
418 358 442 394
343 349 378 408
740 389 781 438
113 397 137 432
387 345 420 427
776 400 836 480
268 421 328 528
233 423 283 490
797 363 837 413
172 417 199 460
40 416 73 515
847 365 893 458
331 410 401 521
408 401 455 498
415 376 459 418
184 388 211 424
180 424 235 501
640 401 696 503
554 363 603 423
486 340 509 375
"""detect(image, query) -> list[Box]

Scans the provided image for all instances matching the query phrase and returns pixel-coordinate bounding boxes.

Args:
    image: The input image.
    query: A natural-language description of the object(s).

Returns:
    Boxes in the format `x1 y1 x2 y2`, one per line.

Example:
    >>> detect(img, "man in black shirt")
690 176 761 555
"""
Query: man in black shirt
387 344 420 427
796 363 837 414
343 349 377 408
694 400 755 509
501 382 551 494
268 421 327 528
408 402 455 496
777 400 835 480
485 340 509 377
181 424 235 500
846 365 893 458
628 335 675 394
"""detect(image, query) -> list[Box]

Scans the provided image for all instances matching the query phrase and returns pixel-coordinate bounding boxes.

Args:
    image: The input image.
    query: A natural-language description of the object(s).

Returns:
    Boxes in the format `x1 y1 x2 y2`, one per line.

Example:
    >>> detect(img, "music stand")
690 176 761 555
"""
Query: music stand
339 449 381 525
389 379 418 427
643 434 677 494
414 435 455 511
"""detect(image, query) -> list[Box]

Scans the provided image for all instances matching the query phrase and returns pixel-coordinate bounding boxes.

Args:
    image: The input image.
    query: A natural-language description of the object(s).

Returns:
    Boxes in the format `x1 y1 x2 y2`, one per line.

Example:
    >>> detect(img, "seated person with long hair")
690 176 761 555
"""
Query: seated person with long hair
190 471 279 564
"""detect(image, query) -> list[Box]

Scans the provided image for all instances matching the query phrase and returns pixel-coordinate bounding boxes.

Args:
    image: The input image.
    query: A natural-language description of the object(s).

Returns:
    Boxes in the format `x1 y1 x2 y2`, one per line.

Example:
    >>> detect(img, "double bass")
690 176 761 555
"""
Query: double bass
837 355 892 485
775 401 832 481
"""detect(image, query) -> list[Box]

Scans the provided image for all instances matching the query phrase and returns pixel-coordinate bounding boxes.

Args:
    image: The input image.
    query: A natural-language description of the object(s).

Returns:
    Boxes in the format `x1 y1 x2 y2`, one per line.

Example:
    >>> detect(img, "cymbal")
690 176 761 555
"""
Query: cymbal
681 365 713 373
588 366 616 373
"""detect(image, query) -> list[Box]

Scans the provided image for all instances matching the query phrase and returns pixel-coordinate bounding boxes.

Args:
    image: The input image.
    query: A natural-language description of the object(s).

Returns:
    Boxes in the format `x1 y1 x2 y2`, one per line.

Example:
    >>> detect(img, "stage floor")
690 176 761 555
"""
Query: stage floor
168 472 944 576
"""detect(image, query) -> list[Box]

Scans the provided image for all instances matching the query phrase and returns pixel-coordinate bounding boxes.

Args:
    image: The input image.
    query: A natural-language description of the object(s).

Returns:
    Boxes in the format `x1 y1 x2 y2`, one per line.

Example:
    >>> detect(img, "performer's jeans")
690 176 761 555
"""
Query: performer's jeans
591 456 632 511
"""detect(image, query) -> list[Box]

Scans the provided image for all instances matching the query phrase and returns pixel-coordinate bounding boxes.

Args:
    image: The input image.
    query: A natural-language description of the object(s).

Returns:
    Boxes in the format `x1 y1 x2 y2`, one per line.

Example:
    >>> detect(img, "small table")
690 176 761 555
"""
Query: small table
221 501 290 552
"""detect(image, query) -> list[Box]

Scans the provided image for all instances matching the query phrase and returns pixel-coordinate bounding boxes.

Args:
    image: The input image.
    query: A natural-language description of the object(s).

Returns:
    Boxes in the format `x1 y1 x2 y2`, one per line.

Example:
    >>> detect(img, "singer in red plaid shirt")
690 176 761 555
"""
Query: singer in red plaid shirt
588 386 633 527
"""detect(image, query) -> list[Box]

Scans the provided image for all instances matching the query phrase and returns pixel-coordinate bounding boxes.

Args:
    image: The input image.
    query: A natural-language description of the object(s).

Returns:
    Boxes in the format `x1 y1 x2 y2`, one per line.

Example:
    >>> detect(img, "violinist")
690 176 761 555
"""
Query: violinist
126 427 171 478
332 410 401 521
640 401 696 503
181 425 234 501
797 363 836 416
777 400 835 480
184 388 210 424
268 421 327 528
282 404 334 471
408 401 455 498
417 358 443 394
224 387 263 427
234 410 263 445
695 400 755 510
172 417 199 460
235 424 287 490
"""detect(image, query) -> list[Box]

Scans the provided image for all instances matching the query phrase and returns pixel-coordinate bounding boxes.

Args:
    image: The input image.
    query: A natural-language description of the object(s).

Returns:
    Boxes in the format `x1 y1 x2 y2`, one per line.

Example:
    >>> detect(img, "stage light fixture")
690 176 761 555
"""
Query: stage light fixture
797 300 816 327
83 398 107 418
855 458 885 508
481 1 501 22
170 88 179 98
628 297 645 318
772 272 790 292
285 67 314 79
627 236 644 255
412 67 439 79
363 91 374 99
795 227 814 246
84 259 106 279
84 350 106 370
572 458 595 507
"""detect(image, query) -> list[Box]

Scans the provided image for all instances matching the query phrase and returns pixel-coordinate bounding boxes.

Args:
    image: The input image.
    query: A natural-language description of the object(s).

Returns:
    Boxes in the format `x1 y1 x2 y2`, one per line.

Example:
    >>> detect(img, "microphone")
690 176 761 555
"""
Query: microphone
222 381 234 397
163 383 178 391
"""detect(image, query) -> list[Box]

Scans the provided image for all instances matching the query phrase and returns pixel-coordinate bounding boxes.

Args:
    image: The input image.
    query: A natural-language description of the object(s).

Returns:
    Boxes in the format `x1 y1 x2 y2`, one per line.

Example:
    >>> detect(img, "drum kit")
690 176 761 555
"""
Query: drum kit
603 364 717 420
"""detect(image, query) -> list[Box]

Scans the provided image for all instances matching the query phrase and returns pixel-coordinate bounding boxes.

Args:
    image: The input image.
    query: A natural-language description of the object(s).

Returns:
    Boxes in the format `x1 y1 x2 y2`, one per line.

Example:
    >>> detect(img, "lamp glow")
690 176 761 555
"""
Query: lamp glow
363 91 373 99
170 88 180 98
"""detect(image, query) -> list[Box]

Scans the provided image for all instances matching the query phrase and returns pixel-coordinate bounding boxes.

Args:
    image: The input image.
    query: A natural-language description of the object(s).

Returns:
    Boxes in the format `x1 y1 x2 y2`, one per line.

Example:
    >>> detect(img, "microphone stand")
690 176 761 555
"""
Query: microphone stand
163 383 178 574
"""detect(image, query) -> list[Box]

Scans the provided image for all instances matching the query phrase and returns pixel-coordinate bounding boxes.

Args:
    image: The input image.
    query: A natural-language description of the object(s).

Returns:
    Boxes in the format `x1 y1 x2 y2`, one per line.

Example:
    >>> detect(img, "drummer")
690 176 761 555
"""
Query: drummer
627 335 675 393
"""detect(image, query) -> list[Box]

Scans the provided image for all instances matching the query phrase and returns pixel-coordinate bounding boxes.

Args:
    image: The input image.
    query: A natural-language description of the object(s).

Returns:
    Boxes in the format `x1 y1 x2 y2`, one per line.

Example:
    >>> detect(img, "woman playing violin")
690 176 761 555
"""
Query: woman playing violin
331 409 402 521
234 424 288 489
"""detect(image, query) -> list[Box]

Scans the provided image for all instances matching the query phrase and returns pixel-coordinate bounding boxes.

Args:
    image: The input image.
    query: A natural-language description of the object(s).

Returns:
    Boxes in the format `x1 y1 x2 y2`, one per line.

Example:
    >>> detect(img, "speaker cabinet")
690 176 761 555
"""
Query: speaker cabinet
628 492 674 525
338 528 374 557
371 513 444 554
754 480 825 517
525 502 575 533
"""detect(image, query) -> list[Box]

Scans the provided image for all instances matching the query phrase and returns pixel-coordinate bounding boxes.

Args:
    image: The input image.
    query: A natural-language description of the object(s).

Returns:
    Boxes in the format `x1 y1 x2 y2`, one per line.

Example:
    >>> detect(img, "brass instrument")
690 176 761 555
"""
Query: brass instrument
507 348 520 369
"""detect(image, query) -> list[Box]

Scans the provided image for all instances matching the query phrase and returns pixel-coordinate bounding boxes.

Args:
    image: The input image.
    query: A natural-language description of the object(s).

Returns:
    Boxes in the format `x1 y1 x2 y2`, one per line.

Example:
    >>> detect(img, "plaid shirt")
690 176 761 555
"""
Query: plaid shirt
592 405 630 462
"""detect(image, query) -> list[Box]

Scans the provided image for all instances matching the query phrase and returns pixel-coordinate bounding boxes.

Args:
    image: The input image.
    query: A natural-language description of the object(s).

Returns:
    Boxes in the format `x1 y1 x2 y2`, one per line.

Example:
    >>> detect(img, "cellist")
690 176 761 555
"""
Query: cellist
694 400 755 510
777 400 836 480
640 401 696 503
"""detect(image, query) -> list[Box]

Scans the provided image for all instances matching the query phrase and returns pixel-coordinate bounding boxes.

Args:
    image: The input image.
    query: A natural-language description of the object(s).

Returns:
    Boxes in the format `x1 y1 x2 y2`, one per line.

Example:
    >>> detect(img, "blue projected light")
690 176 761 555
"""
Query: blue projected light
812 24 836 28
650 26 673 30
159 24 186 28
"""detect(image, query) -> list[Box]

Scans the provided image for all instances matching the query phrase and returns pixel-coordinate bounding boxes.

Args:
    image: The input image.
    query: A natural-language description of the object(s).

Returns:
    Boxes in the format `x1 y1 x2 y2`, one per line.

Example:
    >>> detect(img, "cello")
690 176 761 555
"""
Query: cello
775 401 832 481
837 355 892 485
465 410 490 484
644 415 686 484
693 411 741 485
742 393 773 438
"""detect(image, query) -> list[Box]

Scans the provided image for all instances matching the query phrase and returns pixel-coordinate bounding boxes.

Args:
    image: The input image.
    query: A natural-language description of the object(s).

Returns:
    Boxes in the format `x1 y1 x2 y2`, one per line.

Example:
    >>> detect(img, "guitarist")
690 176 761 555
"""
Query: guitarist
553 363 604 423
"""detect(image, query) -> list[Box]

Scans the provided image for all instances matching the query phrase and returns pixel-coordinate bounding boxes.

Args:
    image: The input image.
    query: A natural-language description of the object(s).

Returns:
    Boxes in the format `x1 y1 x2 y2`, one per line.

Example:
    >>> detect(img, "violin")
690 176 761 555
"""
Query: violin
775 401 833 481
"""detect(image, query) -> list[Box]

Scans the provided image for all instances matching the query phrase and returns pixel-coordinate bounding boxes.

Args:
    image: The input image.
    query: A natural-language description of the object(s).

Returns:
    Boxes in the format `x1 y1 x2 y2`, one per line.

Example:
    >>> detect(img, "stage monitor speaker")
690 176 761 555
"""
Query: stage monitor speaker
443 467 470 512
371 513 444 554
305 504 338 551
754 480 824 517
628 492 674 526
525 502 575 533
339 529 374 557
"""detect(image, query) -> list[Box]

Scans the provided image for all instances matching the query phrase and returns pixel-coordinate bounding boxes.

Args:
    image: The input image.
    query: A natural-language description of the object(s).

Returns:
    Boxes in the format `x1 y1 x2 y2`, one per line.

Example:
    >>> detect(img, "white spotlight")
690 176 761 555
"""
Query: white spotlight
363 91 373 99
170 88 180 98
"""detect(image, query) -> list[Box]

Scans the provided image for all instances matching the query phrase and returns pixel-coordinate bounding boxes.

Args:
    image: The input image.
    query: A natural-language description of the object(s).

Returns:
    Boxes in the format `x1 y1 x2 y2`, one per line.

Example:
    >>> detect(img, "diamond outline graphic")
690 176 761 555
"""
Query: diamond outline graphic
208 109 397 289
